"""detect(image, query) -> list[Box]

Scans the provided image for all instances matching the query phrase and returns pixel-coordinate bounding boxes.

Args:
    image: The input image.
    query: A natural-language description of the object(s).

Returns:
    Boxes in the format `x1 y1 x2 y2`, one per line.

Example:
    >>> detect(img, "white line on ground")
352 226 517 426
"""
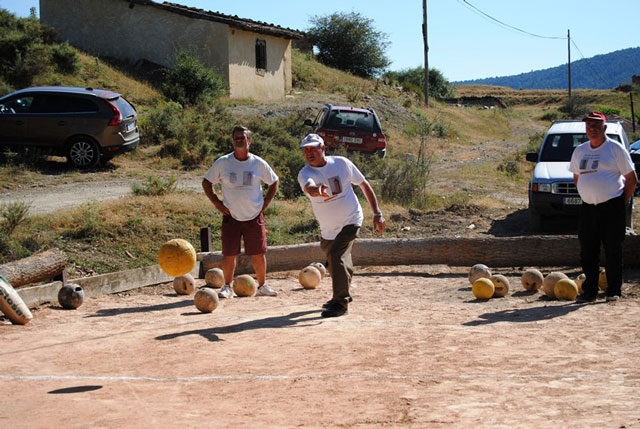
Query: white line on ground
0 373 629 383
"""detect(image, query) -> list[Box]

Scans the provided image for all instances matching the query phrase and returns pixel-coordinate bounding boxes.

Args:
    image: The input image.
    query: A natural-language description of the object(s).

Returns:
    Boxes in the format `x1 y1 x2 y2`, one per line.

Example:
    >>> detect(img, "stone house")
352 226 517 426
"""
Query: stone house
39 0 304 100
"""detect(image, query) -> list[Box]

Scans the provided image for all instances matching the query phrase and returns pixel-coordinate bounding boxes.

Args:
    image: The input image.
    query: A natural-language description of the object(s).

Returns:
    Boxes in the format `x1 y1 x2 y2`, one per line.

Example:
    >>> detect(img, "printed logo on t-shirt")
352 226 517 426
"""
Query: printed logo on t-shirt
243 171 253 186
591 160 599 170
229 172 237 183
328 176 342 195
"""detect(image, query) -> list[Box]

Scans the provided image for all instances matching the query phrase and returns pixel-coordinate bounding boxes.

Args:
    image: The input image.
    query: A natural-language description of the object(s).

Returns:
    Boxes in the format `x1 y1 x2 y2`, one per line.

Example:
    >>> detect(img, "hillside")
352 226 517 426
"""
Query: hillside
456 47 640 89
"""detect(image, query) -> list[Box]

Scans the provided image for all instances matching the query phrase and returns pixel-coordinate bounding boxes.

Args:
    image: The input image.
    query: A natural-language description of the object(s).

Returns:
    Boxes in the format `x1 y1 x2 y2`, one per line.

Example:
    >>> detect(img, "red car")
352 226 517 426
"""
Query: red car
304 104 387 157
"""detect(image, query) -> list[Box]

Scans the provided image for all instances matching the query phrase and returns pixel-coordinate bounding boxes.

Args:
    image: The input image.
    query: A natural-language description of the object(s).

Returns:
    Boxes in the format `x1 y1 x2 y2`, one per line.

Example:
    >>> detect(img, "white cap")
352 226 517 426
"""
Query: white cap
300 133 325 148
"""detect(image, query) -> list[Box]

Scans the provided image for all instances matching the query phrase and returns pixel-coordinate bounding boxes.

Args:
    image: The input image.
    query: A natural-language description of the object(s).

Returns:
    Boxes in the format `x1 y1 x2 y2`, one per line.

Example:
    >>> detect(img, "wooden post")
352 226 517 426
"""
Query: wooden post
422 0 429 107
567 29 572 102
199 227 212 278
631 92 636 133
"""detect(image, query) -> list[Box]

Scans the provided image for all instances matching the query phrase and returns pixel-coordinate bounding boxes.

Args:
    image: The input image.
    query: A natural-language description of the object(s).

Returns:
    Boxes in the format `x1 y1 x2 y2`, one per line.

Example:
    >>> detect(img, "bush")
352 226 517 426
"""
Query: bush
540 110 562 121
378 154 432 208
559 95 591 119
50 42 79 73
596 105 621 116
131 175 178 196
0 201 31 235
383 67 455 100
162 50 226 105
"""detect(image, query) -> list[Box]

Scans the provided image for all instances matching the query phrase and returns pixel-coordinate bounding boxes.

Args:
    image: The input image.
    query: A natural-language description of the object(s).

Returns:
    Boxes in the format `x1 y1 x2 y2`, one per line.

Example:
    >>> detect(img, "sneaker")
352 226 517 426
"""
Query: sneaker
321 303 348 318
218 284 233 299
576 294 596 303
256 284 278 297
605 295 621 302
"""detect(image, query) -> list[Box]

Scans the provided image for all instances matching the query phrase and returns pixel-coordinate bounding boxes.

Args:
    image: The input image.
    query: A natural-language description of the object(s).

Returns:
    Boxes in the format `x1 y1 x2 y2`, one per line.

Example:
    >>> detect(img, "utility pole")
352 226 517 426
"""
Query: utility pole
567 29 572 101
423 0 429 107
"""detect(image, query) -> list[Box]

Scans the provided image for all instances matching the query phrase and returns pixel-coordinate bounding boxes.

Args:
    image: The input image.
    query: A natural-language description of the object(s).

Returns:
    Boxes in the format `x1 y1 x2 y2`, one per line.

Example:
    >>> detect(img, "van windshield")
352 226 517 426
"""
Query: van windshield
540 133 622 162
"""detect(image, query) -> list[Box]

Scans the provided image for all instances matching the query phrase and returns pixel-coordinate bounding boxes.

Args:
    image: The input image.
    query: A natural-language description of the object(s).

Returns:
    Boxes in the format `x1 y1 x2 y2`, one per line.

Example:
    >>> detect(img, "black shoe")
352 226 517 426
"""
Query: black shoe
576 294 597 303
321 303 348 318
322 297 352 309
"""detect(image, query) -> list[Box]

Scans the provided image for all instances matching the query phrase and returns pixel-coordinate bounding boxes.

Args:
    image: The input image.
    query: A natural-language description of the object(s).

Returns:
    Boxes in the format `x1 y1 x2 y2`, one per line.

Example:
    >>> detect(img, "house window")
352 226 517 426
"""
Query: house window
255 39 266 73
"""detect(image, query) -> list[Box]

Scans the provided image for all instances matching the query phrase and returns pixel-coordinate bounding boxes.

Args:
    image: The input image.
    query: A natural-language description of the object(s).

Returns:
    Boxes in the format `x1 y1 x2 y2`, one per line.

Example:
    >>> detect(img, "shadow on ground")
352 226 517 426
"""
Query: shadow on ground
155 310 322 342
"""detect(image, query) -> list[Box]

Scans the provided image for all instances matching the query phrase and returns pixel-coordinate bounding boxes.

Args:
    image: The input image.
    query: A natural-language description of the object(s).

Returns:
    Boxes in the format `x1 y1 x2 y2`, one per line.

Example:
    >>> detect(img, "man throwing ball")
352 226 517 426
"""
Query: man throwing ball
298 134 386 317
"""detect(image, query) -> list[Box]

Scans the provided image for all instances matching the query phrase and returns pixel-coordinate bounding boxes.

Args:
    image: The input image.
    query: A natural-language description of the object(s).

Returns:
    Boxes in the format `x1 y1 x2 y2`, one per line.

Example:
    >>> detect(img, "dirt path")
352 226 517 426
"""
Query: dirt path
0 178 203 214
2 265 639 428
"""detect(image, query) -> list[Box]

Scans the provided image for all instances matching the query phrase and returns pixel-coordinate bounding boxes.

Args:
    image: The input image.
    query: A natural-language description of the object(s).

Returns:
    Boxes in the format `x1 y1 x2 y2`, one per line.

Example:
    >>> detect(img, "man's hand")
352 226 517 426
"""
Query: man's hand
213 199 230 216
373 213 386 234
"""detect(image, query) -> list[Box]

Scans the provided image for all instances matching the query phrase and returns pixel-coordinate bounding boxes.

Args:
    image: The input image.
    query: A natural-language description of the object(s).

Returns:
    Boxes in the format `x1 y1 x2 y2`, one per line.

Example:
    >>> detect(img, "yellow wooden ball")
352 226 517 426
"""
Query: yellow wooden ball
554 278 579 301
472 278 495 300
158 239 196 277
598 268 608 291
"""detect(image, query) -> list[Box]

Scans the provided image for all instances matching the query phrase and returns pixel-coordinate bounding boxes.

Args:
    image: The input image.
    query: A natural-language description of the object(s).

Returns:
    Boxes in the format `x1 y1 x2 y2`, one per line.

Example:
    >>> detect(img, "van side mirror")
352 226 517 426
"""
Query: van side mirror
525 152 539 162
303 119 314 127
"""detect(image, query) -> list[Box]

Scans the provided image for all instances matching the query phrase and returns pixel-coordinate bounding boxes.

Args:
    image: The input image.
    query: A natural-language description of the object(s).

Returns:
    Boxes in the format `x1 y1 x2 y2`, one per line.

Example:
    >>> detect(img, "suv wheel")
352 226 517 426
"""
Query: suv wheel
67 137 100 168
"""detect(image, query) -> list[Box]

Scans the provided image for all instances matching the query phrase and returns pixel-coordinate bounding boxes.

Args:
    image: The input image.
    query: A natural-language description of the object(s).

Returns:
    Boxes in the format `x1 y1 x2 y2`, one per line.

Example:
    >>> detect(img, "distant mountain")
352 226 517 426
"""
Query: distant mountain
455 47 640 89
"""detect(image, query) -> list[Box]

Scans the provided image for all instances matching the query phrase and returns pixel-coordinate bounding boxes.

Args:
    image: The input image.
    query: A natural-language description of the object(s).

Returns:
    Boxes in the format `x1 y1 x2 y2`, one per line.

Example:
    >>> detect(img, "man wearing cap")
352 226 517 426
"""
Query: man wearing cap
569 111 637 303
298 133 386 317
202 126 280 299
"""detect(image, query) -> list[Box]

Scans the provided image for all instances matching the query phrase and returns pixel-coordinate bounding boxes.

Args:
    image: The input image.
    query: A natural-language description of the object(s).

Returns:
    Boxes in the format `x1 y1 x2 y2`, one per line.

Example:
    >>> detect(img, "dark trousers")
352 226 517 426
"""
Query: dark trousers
578 194 626 298
320 224 360 309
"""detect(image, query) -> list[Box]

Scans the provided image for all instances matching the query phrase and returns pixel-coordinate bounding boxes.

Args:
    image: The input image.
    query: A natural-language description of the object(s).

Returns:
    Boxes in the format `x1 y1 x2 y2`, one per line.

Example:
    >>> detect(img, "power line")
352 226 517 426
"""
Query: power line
570 39 609 88
457 0 565 40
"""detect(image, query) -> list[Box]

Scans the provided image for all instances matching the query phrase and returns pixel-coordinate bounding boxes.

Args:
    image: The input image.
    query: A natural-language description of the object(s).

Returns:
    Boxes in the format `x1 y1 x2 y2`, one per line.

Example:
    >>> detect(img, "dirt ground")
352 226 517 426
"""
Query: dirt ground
2 265 640 428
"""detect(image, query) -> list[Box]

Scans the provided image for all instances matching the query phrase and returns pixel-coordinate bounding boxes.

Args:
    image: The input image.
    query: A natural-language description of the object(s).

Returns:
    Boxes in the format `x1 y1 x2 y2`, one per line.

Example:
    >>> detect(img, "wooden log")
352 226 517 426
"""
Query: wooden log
0 248 68 287
200 235 640 274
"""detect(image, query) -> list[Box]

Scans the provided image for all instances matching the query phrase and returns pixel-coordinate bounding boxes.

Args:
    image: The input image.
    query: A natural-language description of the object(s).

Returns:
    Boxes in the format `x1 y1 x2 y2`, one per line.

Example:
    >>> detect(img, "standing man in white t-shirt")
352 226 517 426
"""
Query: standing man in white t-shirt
202 126 280 299
569 111 637 303
297 134 386 317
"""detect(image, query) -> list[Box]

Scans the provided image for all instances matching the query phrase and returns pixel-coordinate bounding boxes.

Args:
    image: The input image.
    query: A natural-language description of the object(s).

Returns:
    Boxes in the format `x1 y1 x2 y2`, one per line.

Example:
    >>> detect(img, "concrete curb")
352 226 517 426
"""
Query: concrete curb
17 263 200 309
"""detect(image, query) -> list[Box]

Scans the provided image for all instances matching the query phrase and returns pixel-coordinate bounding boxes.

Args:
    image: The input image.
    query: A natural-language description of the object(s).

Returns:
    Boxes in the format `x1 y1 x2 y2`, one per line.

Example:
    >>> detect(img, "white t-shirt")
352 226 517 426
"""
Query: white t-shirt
298 156 365 240
569 138 634 205
204 153 278 221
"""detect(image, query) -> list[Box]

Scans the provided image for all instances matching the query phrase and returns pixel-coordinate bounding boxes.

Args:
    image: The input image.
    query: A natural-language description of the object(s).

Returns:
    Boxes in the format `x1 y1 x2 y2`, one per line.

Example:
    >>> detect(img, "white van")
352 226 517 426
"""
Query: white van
525 120 632 231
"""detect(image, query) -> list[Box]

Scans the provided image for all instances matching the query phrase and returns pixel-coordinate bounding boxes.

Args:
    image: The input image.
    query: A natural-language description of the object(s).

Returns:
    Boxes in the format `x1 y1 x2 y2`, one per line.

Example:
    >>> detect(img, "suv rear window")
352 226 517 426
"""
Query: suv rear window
541 133 622 162
325 110 378 132
111 97 136 118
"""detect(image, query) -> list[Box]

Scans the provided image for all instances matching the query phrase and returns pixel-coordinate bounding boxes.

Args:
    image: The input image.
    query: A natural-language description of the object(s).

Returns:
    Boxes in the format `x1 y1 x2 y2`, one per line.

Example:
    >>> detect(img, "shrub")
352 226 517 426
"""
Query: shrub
162 50 226 105
131 175 178 196
50 42 79 74
559 95 591 119
0 201 31 235
540 110 562 121
378 153 432 208
596 105 621 116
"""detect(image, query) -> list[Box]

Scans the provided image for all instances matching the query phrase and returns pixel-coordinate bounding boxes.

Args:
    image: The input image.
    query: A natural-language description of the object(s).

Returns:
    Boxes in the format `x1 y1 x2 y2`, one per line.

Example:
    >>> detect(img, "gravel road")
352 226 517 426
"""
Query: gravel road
0 178 203 214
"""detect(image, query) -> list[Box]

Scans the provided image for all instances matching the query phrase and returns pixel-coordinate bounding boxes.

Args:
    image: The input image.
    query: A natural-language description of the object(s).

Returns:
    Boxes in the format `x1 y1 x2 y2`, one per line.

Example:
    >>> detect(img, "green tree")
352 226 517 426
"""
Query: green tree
306 12 390 78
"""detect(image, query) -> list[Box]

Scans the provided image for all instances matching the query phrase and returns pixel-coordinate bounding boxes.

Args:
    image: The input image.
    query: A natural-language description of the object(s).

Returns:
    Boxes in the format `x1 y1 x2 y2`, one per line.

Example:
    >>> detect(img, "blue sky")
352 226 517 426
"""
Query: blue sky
1 0 638 81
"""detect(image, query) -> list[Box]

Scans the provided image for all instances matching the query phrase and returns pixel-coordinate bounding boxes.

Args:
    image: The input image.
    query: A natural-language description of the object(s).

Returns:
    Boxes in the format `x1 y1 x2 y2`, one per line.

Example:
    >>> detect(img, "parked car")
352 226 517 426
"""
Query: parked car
526 119 632 231
0 86 139 168
629 139 640 180
303 103 387 157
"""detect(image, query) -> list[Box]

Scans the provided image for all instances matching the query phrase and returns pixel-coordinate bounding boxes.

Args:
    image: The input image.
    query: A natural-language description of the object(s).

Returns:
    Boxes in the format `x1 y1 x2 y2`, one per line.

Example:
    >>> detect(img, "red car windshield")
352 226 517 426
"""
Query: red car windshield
325 110 379 132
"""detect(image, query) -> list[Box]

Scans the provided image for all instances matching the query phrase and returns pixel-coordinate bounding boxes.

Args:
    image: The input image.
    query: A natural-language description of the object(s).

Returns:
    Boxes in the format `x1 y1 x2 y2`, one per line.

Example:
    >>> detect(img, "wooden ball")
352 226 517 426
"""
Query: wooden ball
490 274 510 297
194 287 219 313
205 268 225 288
543 272 569 299
468 264 491 285
233 275 256 297
472 278 495 300
158 239 196 277
173 274 195 295
521 269 544 291
299 266 322 289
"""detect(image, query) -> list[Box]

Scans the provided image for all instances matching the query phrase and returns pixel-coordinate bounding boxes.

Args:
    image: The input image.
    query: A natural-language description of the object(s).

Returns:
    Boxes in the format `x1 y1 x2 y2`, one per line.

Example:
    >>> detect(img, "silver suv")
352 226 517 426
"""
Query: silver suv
526 120 632 231
0 86 139 168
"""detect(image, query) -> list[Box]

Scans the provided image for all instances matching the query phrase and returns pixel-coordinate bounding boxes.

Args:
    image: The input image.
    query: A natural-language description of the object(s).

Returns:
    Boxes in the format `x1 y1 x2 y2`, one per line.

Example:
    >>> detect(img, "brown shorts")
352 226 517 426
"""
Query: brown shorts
221 213 267 256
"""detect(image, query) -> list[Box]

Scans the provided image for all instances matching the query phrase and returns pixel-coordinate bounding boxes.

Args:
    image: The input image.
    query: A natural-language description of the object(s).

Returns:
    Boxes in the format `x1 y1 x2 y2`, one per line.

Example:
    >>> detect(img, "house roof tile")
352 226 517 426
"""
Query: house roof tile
130 0 304 39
